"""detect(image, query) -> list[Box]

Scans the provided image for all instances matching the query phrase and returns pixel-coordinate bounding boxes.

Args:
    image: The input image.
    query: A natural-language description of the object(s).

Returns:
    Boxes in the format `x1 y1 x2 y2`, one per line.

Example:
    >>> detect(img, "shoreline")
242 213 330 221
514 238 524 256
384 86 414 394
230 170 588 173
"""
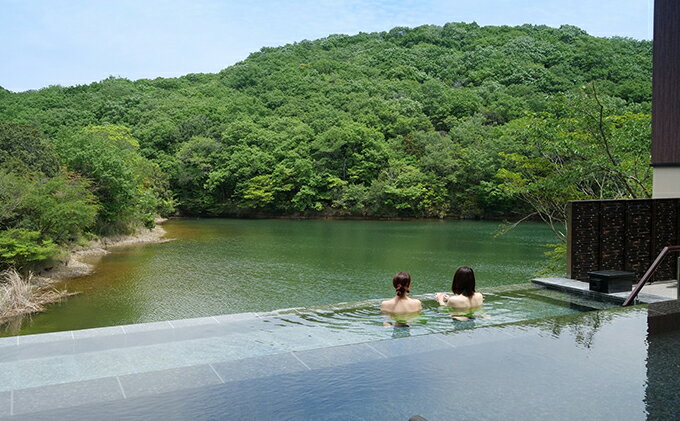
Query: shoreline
38 220 170 283
171 214 525 222
1 220 170 328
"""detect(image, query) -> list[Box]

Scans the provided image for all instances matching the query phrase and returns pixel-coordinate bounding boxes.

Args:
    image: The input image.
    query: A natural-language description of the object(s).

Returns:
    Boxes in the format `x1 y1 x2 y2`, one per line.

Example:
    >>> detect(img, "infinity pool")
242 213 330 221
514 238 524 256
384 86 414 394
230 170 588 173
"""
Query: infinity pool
0 284 650 419
6 302 676 420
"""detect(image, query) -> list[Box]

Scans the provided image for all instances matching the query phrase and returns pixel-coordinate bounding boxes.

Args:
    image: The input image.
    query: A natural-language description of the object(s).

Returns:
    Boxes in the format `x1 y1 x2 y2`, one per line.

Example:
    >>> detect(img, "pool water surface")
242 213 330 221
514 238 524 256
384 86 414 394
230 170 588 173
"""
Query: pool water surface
7 303 674 420
1 284 659 419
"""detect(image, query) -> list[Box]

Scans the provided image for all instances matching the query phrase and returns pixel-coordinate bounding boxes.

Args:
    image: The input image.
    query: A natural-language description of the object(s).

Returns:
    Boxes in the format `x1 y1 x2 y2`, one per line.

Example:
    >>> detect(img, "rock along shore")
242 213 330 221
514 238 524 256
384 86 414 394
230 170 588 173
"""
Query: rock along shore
37 218 171 283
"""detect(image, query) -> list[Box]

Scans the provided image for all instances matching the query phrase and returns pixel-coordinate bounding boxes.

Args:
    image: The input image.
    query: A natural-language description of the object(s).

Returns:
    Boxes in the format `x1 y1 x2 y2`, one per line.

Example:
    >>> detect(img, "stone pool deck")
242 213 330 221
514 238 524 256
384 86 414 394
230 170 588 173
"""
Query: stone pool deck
0 282 677 419
532 277 676 304
0 311 522 418
1 305 665 420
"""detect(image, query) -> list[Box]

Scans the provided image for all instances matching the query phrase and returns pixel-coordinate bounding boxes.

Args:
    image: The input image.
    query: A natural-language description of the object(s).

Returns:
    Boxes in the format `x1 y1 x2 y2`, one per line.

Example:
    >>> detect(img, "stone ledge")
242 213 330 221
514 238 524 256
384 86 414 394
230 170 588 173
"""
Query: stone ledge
532 277 672 305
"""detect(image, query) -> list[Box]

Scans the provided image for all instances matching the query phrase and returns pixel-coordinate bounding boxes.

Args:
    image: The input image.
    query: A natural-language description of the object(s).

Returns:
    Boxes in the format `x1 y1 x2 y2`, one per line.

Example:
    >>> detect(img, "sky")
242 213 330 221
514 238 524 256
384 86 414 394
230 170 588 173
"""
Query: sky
0 0 653 92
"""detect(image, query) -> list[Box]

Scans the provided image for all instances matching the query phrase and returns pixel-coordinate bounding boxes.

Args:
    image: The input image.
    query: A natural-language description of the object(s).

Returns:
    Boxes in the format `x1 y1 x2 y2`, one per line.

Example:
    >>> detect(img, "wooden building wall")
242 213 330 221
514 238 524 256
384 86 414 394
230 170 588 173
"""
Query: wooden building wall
652 0 680 166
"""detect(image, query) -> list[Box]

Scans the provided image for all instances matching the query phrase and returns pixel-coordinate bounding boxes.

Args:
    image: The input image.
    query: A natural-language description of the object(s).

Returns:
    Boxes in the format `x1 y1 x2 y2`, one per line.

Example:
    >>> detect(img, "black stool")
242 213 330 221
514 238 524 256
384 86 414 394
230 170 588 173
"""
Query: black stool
587 270 635 293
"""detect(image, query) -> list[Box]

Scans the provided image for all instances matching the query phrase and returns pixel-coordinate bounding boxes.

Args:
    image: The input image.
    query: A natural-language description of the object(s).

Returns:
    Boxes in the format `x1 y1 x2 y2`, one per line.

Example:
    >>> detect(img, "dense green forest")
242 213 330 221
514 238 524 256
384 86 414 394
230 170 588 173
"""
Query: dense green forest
0 22 652 269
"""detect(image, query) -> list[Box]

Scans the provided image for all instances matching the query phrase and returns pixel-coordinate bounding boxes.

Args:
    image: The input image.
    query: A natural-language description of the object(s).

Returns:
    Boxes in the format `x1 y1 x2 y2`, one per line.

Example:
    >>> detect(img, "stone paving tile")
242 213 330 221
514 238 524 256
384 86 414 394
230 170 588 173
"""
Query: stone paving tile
0 336 17 348
120 334 276 374
212 352 309 383
294 342 384 370
119 364 222 398
9 355 82 391
635 293 670 304
438 325 514 348
649 299 680 315
532 278 634 304
213 312 259 323
533 276 673 305
4 340 75 362
73 348 138 379
167 321 248 342
0 347 18 362
72 326 125 339
0 391 10 417
123 327 177 348
12 377 123 416
0 361 16 393
368 333 453 357
169 316 218 328
74 333 127 353
310 329 375 348
119 320 173 333
266 326 333 352
17 331 72 345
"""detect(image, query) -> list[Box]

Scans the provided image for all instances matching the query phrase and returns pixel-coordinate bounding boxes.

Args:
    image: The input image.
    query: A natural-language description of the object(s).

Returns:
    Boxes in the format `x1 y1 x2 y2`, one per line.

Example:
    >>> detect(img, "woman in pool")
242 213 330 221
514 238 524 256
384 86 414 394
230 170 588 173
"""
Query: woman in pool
435 266 484 309
380 271 422 314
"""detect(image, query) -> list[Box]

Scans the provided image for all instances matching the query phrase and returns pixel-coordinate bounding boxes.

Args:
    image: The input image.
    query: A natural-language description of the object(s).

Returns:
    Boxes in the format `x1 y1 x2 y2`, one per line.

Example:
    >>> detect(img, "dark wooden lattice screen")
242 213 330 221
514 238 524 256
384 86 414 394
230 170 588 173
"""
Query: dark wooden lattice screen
568 199 680 281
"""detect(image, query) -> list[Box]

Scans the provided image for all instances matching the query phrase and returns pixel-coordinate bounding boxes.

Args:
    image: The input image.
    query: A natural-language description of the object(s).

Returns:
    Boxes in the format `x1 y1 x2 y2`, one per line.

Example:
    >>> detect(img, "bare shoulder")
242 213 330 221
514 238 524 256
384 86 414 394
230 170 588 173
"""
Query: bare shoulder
380 298 395 312
446 294 469 307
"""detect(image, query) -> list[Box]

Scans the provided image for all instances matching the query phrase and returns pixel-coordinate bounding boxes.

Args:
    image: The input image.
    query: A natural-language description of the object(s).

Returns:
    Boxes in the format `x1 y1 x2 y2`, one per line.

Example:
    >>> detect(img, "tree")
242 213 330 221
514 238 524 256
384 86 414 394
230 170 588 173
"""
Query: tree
21 173 99 242
0 23 652 222
0 229 57 270
54 125 169 232
0 124 59 176
497 86 651 240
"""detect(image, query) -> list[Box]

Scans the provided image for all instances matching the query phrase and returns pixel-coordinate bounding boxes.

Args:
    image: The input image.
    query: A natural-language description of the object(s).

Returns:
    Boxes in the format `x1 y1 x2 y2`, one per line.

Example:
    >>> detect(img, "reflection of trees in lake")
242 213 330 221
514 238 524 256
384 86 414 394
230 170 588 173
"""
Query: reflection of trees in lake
645 327 680 418
533 309 617 349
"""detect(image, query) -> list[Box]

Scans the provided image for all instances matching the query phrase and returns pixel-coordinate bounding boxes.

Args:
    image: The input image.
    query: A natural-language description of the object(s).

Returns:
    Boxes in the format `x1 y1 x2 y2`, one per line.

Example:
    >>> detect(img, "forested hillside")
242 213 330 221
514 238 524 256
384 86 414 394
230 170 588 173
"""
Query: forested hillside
0 22 652 267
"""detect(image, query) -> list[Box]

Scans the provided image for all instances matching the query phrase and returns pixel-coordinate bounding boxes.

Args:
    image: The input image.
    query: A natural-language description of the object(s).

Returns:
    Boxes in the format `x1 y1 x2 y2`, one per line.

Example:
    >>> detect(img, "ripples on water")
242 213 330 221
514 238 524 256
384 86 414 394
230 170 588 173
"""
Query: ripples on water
257 287 617 341
6 219 560 336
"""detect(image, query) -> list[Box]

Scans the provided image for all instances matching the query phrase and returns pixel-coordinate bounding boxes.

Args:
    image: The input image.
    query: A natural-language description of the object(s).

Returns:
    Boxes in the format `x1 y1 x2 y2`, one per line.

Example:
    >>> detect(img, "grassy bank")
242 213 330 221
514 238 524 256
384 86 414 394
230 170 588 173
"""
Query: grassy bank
0 269 73 324
0 222 168 331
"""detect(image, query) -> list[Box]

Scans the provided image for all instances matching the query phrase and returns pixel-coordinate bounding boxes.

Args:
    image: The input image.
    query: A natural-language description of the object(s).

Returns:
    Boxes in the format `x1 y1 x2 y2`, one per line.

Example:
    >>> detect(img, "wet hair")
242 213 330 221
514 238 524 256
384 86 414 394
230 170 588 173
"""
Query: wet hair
392 272 412 297
451 266 476 298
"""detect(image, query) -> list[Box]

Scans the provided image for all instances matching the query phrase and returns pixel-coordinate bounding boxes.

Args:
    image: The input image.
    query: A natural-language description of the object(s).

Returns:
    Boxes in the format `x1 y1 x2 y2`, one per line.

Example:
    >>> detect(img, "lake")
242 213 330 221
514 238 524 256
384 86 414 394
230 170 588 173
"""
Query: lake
6 218 556 335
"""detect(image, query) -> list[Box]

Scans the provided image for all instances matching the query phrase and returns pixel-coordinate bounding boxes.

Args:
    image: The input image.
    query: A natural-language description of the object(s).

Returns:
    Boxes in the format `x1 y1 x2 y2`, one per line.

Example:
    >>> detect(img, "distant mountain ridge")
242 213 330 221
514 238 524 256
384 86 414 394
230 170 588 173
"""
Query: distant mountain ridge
0 22 652 219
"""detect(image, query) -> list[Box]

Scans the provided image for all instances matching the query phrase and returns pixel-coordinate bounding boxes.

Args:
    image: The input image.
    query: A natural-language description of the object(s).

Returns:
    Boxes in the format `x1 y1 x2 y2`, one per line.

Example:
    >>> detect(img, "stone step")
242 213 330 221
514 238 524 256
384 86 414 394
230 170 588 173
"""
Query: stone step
0 321 533 418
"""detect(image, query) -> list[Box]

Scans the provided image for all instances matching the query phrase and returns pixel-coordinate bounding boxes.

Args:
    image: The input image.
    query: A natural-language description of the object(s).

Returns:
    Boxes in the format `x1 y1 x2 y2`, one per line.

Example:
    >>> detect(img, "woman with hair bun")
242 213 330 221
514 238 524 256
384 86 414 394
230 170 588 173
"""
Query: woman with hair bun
380 271 422 314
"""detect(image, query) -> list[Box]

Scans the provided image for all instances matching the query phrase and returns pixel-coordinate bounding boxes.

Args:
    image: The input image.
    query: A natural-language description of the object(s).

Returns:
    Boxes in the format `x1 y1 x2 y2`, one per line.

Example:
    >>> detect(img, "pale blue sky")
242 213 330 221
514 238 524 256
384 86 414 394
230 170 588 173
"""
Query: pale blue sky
0 0 653 92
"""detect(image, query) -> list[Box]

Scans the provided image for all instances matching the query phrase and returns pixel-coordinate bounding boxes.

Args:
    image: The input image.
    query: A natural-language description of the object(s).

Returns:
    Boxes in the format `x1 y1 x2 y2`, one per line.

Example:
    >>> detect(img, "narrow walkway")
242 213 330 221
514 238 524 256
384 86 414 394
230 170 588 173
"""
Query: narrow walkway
532 277 675 304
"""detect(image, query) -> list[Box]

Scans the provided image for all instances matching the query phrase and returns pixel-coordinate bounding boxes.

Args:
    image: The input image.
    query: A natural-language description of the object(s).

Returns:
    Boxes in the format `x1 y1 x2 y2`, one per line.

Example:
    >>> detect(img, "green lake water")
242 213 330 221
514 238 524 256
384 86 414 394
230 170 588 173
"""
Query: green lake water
6 218 556 336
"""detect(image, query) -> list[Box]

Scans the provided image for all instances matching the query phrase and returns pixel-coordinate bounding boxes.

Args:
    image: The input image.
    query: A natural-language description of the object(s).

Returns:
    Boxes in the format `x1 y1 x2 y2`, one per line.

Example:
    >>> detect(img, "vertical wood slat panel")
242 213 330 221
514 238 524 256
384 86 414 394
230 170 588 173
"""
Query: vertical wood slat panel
599 200 626 272
652 0 680 165
625 201 653 280
568 199 680 282
652 199 677 280
569 201 600 281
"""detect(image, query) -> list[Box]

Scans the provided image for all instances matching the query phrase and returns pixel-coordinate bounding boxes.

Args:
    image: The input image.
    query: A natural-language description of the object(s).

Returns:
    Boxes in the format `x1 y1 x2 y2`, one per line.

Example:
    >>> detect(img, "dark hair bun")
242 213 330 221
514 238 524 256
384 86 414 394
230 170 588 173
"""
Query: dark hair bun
392 272 412 297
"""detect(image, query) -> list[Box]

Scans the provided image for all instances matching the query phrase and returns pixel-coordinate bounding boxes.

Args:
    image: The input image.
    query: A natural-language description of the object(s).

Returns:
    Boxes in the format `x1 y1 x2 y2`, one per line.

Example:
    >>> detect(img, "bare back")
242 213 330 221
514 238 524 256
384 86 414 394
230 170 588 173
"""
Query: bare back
381 296 422 314
436 292 484 309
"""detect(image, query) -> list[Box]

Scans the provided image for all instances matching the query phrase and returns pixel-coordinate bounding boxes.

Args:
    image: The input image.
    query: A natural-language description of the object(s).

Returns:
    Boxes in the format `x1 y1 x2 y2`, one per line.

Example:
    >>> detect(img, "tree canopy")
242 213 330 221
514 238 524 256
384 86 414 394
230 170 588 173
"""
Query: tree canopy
0 22 652 267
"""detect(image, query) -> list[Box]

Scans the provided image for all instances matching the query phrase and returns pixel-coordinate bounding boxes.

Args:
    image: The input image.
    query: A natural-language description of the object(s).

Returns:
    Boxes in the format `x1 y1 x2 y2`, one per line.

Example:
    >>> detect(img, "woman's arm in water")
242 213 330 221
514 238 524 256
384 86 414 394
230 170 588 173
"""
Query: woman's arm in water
435 293 449 306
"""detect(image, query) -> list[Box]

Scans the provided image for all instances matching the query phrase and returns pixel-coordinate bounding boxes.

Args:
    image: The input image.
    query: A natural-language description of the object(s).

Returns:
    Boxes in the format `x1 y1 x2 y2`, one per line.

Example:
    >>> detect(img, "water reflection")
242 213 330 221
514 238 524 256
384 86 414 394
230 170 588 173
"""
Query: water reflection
391 324 412 339
3 219 556 336
21 303 660 420
645 300 680 420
